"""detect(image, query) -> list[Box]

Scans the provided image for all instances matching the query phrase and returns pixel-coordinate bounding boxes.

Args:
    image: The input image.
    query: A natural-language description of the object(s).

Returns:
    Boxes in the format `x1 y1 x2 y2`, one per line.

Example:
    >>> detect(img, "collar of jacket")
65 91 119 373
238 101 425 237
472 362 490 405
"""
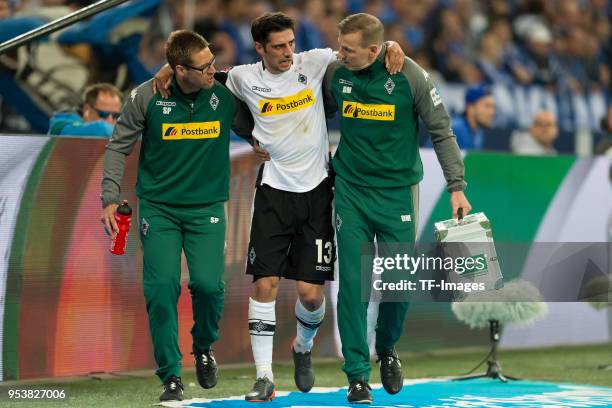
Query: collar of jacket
169 78 204 104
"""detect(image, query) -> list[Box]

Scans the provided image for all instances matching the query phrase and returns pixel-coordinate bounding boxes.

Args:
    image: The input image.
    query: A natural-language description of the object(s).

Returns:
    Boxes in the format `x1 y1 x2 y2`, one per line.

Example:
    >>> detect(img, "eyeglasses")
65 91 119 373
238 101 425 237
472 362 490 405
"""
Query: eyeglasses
182 56 216 74
94 108 121 120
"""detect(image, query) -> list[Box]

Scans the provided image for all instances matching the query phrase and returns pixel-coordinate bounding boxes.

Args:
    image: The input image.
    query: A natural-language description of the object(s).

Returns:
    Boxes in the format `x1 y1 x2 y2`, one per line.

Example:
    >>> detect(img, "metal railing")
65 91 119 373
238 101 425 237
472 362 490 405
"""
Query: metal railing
0 0 129 55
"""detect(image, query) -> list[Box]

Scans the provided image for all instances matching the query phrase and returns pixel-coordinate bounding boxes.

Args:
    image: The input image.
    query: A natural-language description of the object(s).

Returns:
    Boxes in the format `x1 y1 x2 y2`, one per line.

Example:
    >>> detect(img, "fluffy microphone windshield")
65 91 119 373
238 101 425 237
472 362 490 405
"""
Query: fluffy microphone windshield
452 280 548 329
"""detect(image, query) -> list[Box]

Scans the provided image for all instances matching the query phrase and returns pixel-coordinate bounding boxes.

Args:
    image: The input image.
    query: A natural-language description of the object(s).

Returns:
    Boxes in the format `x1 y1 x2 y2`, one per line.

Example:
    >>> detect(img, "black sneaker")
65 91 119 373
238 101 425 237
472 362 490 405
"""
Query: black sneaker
245 377 275 402
193 349 218 389
160 376 184 401
377 348 403 394
347 379 372 404
292 341 315 392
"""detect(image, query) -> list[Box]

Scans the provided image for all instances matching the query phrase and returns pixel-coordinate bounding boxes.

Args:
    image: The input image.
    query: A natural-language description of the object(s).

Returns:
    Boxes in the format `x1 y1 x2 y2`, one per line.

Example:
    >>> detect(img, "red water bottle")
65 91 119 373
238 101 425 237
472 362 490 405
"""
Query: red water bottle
110 200 132 255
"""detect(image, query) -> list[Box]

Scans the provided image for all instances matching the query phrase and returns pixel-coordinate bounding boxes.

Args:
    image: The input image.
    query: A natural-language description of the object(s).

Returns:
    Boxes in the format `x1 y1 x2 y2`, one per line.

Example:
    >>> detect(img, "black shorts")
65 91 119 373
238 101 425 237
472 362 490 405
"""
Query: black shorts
246 171 335 283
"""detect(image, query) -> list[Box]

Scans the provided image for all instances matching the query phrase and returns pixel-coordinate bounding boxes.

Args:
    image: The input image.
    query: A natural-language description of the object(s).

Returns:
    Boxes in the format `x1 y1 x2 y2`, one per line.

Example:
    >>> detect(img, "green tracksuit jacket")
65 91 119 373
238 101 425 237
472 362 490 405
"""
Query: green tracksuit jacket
323 45 466 382
100 78 252 382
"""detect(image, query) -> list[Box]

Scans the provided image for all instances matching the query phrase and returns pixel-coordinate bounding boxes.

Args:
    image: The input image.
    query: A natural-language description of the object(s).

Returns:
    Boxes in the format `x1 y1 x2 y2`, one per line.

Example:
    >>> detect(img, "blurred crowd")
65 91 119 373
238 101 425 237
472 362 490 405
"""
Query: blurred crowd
0 0 610 150
1 0 610 93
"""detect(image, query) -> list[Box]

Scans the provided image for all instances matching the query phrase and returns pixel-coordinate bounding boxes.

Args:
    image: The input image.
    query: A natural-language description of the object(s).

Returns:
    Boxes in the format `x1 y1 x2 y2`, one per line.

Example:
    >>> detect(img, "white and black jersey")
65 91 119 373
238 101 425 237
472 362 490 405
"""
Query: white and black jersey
226 48 337 193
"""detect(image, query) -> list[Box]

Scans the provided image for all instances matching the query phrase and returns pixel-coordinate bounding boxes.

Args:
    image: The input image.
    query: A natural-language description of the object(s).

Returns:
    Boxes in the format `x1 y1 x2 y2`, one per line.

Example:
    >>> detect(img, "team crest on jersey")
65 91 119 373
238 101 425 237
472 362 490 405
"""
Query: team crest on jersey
342 86 352 94
384 78 395 94
298 73 307 85
258 88 315 116
210 93 219 110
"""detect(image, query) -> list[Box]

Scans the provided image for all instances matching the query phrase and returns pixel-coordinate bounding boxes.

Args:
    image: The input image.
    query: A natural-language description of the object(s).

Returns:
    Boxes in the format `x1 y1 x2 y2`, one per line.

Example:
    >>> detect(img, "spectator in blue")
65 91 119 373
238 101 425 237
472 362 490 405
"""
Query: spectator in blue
452 85 496 150
429 8 480 84
560 27 605 93
48 83 122 137
293 14 326 51
476 31 516 86
486 18 533 85
218 0 264 65
281 2 326 52
515 24 565 89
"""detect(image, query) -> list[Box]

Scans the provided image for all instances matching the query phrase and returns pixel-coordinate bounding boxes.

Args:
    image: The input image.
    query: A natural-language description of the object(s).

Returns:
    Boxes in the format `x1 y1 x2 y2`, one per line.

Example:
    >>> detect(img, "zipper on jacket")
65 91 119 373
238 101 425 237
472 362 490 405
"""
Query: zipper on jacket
358 70 373 101
364 71 372 96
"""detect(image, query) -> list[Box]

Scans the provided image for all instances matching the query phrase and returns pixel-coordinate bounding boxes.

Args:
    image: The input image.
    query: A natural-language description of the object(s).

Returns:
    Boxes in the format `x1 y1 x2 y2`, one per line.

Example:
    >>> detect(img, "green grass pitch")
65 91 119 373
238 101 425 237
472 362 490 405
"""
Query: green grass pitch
1 344 611 407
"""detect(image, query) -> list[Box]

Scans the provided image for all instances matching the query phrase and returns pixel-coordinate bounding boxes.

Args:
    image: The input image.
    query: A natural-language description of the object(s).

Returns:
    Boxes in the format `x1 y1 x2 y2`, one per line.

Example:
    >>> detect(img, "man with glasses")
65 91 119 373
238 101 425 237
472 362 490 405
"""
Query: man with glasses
49 83 122 137
100 29 252 402
511 110 559 155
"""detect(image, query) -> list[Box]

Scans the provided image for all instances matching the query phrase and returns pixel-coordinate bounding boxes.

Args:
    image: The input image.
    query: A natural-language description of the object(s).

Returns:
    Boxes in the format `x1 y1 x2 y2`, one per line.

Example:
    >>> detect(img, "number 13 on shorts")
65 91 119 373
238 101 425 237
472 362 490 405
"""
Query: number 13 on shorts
316 239 333 264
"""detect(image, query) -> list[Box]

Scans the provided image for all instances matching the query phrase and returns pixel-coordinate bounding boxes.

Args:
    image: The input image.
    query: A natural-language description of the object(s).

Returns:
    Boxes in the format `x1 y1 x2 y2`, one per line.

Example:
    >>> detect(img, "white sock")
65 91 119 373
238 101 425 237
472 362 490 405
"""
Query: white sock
294 296 325 353
248 297 275 381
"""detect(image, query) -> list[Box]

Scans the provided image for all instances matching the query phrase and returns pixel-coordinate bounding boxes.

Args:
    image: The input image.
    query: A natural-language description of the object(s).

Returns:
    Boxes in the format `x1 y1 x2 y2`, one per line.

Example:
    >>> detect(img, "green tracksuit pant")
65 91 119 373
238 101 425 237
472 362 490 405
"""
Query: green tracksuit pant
138 198 226 382
334 176 418 382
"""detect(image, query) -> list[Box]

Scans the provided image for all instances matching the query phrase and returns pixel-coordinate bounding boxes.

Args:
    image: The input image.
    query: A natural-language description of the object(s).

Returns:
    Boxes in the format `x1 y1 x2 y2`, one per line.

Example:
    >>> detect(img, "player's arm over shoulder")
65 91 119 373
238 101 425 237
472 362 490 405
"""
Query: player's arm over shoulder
300 47 337 67
225 65 251 99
